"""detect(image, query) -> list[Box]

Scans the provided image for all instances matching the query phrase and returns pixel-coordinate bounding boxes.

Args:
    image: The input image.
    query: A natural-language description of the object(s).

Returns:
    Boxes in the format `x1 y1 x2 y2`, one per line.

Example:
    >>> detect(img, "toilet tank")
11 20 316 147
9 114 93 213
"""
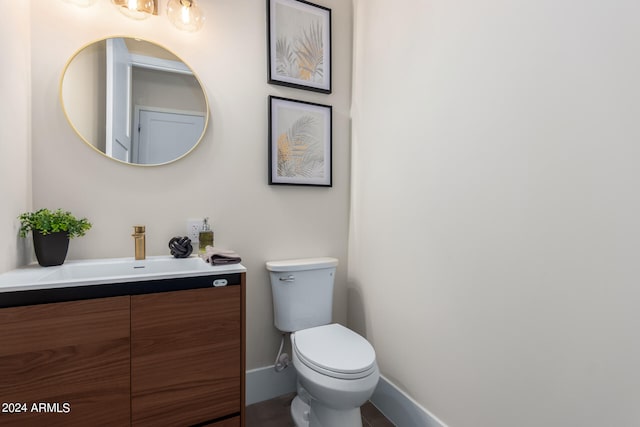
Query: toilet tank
266 257 338 333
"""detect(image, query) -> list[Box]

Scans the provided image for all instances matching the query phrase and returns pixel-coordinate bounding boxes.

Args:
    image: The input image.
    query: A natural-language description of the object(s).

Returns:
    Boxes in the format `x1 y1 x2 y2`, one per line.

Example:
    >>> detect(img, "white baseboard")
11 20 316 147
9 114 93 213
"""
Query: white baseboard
245 365 298 406
370 375 448 427
246 368 446 427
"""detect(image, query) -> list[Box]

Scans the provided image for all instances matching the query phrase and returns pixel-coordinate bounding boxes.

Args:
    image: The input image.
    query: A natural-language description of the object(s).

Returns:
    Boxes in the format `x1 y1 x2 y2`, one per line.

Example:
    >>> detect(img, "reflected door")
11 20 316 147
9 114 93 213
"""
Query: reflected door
106 38 132 162
134 108 205 165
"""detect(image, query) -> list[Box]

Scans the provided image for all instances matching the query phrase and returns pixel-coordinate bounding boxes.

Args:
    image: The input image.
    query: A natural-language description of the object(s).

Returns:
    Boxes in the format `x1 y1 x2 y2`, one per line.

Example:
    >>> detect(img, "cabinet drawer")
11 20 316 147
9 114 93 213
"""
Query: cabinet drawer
0 297 130 427
131 286 241 427
209 415 241 427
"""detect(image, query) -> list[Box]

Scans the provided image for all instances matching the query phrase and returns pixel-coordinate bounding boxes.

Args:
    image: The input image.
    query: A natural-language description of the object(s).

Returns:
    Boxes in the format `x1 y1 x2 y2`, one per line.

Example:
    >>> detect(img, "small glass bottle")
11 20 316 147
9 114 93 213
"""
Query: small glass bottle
198 217 214 254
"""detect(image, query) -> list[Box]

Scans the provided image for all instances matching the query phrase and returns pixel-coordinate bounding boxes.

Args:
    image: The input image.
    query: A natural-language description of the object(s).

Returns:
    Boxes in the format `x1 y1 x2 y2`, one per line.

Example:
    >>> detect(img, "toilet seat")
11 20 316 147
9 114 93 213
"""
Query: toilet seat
293 324 376 380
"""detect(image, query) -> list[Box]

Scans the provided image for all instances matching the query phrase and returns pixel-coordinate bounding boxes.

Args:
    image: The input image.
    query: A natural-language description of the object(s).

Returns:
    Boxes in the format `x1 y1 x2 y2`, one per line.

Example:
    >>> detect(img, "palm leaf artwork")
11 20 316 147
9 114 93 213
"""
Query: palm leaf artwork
295 21 324 82
274 18 324 82
277 115 324 178
275 38 298 78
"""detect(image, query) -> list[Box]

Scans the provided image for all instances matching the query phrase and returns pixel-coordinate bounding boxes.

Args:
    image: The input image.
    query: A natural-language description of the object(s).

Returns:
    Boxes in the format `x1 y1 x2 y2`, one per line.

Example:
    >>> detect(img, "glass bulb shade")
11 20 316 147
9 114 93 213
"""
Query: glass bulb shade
166 0 205 32
112 0 158 20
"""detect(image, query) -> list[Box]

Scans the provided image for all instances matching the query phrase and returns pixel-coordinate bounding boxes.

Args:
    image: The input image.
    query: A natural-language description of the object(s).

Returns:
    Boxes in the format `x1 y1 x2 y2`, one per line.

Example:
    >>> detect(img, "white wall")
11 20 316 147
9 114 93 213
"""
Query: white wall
350 1 640 426
27 0 352 370
61 41 106 149
0 2 31 273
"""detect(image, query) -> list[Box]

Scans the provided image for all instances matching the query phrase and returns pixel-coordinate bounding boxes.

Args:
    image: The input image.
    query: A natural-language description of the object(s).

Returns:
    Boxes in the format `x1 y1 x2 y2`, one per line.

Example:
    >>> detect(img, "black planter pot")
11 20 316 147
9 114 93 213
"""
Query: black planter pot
32 231 70 267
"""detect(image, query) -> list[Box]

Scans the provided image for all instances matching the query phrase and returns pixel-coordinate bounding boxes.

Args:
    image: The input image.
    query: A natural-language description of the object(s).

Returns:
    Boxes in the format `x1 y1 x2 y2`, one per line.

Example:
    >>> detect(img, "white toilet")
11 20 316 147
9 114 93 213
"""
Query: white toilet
266 257 379 427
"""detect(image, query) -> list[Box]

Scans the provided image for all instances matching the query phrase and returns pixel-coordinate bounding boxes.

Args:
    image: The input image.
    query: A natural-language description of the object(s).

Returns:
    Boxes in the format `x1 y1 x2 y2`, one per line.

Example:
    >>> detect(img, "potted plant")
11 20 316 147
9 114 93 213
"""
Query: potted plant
18 208 92 267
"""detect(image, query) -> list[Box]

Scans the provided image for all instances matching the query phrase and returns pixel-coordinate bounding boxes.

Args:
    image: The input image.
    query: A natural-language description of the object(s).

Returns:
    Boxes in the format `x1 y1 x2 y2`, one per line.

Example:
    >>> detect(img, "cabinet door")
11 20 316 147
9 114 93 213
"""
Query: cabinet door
210 415 241 427
131 286 241 427
0 297 131 427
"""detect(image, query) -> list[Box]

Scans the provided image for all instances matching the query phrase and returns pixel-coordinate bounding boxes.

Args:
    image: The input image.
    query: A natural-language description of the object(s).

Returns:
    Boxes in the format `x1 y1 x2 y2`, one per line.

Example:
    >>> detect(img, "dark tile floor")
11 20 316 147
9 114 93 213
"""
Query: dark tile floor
245 392 395 426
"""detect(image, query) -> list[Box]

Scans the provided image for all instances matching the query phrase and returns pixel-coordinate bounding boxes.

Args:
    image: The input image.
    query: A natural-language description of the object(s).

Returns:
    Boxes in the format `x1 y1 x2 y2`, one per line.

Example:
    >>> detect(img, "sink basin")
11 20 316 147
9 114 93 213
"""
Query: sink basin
45 257 210 281
0 256 246 293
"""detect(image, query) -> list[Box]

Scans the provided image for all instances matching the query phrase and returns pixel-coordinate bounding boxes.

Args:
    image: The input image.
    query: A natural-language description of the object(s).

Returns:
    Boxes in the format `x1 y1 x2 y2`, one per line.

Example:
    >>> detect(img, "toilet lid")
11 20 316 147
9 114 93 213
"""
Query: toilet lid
294 324 376 378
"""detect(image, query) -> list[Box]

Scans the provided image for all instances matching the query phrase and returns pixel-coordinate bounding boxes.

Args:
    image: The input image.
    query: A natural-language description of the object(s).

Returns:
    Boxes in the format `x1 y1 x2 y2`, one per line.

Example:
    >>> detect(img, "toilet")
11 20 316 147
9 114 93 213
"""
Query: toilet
266 257 379 427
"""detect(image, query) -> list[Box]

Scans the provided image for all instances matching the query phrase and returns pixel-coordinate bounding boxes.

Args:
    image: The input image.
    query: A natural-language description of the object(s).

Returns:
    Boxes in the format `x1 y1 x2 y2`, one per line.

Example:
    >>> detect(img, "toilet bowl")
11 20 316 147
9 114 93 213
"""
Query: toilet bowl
266 258 380 427
290 324 379 427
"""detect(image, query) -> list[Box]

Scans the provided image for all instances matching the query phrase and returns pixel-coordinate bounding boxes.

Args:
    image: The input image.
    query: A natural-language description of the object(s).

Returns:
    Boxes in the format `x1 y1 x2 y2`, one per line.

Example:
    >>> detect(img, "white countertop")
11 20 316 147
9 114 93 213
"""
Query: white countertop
0 256 246 294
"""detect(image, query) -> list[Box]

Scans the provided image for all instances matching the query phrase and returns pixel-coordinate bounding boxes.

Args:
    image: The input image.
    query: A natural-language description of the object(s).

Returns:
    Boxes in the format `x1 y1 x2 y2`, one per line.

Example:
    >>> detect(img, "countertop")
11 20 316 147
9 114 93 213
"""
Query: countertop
0 256 246 307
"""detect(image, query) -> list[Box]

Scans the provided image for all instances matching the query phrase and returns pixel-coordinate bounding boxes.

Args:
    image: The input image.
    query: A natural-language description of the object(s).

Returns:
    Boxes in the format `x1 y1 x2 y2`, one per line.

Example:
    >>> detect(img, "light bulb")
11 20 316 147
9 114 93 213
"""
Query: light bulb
111 0 157 20
167 0 205 32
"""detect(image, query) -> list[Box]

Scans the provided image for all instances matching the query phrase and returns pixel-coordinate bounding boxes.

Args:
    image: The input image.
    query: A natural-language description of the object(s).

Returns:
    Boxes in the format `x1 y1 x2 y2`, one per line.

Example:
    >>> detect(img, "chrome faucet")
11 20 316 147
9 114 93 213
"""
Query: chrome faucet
132 226 146 260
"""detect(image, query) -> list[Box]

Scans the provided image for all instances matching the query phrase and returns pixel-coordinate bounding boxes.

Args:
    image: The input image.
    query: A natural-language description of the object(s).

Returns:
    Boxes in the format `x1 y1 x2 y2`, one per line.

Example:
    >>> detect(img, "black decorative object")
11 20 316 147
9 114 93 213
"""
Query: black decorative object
33 231 70 267
169 236 193 258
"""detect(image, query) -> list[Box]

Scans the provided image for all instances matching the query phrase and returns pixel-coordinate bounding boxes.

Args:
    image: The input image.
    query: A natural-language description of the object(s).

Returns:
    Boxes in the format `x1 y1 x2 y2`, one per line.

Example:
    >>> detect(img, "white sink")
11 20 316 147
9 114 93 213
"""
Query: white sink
0 256 246 293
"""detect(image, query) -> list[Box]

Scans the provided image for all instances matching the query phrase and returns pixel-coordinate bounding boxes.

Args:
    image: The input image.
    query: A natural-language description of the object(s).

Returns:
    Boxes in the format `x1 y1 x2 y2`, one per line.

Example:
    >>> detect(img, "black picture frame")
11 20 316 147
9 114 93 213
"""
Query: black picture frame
267 0 332 94
268 96 332 186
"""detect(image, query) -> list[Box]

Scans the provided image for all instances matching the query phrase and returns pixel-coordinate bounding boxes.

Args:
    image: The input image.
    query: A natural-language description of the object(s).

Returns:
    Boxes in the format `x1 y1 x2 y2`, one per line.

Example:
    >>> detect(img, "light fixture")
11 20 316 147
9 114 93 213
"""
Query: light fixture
166 0 204 32
111 0 158 20
108 0 204 32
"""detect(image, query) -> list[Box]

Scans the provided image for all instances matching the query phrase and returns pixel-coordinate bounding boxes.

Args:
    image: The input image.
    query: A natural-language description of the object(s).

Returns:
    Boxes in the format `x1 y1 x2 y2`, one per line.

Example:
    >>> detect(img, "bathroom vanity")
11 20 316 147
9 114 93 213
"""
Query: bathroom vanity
0 257 246 427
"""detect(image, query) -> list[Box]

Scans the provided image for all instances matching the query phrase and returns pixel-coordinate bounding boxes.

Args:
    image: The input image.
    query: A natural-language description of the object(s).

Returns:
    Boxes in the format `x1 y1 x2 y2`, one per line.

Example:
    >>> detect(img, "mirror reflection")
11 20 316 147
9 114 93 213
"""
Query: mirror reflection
61 37 208 166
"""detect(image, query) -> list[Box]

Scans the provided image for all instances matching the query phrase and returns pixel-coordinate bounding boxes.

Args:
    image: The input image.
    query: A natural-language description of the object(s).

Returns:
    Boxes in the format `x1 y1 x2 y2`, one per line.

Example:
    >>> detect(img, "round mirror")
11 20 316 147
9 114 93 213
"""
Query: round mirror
60 37 209 166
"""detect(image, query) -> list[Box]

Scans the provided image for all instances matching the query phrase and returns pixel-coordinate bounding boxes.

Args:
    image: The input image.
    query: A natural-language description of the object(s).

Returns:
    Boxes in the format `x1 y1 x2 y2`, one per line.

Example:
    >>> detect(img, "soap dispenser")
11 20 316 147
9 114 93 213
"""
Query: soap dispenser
199 217 214 254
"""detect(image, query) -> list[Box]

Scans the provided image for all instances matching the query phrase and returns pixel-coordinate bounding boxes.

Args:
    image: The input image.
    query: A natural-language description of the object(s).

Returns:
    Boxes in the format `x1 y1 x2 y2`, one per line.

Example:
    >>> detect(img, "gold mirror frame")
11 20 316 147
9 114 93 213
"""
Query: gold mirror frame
60 36 210 167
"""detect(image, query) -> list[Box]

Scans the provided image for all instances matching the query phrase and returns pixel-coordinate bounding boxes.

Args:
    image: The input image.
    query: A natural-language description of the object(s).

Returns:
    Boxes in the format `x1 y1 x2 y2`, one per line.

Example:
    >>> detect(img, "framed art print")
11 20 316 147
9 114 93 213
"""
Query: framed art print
269 96 332 186
267 0 332 94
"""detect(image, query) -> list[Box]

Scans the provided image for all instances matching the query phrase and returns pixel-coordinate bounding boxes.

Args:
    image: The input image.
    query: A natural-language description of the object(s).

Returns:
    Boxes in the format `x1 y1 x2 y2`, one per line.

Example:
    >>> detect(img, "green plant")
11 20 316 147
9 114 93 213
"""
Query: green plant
18 208 92 239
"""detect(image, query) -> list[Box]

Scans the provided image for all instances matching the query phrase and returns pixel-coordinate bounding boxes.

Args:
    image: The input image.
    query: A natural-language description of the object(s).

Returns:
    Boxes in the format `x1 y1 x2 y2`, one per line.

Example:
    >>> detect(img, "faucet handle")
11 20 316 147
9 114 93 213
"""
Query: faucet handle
133 225 145 234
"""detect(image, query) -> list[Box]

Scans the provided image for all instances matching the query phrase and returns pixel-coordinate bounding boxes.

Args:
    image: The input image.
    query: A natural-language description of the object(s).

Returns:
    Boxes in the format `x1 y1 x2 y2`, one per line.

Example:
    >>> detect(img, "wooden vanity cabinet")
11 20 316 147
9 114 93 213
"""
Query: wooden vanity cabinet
210 416 241 426
0 296 131 427
0 273 246 427
131 286 242 426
